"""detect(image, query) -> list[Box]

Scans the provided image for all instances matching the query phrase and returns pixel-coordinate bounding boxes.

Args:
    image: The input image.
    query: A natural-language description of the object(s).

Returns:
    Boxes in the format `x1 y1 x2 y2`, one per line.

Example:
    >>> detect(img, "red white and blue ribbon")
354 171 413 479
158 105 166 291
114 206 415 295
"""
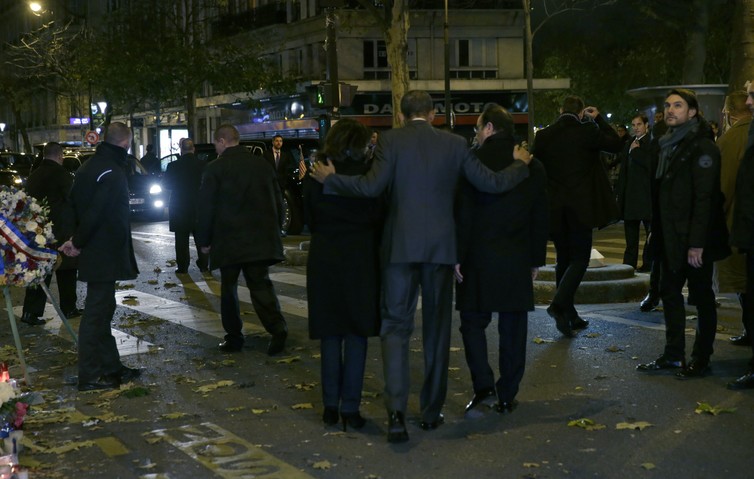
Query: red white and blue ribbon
0 214 58 275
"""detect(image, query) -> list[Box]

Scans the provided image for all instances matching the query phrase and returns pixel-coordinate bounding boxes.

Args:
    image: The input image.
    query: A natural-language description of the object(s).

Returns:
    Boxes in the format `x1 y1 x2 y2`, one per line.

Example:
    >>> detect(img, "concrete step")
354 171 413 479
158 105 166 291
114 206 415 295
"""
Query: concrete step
535 264 648 304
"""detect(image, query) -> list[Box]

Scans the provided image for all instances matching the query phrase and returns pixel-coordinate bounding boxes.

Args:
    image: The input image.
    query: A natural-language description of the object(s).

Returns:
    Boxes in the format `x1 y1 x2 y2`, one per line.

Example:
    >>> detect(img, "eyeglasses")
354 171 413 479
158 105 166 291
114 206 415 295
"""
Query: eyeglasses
473 126 480 133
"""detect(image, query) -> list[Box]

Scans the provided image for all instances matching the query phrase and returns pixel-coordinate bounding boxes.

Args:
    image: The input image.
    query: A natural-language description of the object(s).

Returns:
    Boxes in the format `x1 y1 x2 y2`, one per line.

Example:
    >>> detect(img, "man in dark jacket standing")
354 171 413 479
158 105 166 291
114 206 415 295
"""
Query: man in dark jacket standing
59 122 142 391
21 142 80 325
309 90 532 443
163 138 208 274
637 89 730 378
263 134 295 189
455 104 549 416
532 96 623 337
196 124 288 356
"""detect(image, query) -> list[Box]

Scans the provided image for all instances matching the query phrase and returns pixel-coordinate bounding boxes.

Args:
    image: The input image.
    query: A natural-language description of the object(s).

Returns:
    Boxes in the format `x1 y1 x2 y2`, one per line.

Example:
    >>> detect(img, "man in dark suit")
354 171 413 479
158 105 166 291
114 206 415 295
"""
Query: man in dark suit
196 124 288 356
310 90 533 443
21 141 80 325
163 138 208 274
455 104 549 417
263 134 295 188
59 122 142 391
532 96 623 338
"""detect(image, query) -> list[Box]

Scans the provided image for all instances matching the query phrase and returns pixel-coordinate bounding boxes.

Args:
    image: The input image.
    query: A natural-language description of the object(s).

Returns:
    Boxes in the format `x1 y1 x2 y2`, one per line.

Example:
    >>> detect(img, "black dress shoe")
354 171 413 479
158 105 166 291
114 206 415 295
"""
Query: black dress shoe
494 399 519 414
267 331 287 356
465 388 496 412
727 371 754 390
322 407 338 426
570 317 589 330
639 293 660 312
387 411 409 443
78 375 119 392
341 411 366 432
419 413 444 431
175 268 188 274
218 341 243 352
729 333 751 346
676 359 710 379
636 265 652 273
636 356 684 371
118 366 143 383
20 313 46 326
65 308 83 319
546 304 573 337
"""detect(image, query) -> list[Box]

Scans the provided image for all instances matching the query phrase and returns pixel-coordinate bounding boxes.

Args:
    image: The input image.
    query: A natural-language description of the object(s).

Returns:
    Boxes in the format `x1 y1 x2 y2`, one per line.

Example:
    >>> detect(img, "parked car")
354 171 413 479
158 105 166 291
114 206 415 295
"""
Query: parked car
0 169 27 189
0 152 34 178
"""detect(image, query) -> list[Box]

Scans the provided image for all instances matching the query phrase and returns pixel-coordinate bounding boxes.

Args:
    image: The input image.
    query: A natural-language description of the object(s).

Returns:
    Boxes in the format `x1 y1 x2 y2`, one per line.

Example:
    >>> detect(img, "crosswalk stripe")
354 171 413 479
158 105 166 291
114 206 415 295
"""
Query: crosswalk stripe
189 280 310 319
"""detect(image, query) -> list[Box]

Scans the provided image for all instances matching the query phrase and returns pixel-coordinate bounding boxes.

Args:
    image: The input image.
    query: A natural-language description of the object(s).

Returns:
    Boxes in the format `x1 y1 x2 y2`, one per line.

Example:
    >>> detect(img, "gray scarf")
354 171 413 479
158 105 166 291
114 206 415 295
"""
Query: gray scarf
656 117 698 179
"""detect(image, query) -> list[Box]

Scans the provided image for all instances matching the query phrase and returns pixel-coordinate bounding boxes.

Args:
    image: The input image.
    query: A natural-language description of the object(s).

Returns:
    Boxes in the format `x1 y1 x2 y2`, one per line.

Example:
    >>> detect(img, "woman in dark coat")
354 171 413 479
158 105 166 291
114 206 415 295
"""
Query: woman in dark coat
455 105 549 415
304 119 384 430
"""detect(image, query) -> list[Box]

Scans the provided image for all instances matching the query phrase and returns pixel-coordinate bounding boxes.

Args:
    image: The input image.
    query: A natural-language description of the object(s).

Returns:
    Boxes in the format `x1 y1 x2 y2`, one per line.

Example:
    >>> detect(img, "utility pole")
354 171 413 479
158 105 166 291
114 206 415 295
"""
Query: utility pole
444 0 451 129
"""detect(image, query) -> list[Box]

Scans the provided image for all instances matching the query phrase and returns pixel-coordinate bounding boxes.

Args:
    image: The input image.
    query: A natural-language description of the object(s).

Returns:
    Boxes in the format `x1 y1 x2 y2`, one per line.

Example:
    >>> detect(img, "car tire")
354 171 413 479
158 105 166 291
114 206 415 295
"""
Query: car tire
282 190 303 235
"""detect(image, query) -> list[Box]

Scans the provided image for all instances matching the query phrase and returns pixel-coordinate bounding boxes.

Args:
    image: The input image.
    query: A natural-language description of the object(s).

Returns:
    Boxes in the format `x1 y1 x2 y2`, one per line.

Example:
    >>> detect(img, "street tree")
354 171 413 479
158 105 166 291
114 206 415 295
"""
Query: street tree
729 0 754 90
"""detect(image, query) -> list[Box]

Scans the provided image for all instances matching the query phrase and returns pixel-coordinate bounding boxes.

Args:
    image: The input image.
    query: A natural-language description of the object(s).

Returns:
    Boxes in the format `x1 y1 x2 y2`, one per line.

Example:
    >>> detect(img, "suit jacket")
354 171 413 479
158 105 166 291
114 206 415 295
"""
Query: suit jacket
615 134 654 221
455 132 549 312
731 144 754 251
263 148 295 187
196 145 284 270
532 113 623 233
163 152 205 232
323 119 530 265
70 142 139 282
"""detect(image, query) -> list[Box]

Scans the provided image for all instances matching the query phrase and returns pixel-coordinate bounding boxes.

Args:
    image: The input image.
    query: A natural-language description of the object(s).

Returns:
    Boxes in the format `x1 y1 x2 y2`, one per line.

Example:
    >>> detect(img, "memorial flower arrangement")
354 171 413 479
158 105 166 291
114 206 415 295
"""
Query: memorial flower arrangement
0 185 58 287
0 381 28 433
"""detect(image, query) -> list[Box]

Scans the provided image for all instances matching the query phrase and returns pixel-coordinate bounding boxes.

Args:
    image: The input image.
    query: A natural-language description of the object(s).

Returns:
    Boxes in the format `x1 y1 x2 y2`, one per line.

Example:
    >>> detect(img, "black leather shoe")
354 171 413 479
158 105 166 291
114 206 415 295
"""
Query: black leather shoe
636 356 684 371
727 371 754 390
419 413 444 431
175 268 188 274
546 304 573 337
570 317 589 330
218 341 243 352
636 265 652 273
387 411 409 443
341 411 366 432
676 359 710 379
20 313 45 326
465 388 496 412
730 333 751 346
267 331 287 356
322 407 338 426
118 366 143 383
65 308 83 319
494 399 519 414
78 375 119 392
639 293 660 312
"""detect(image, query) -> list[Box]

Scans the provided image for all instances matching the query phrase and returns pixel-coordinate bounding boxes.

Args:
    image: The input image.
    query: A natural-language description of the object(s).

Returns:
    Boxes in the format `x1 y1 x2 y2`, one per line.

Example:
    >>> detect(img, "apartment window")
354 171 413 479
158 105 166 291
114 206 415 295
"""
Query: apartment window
363 40 417 80
451 38 497 79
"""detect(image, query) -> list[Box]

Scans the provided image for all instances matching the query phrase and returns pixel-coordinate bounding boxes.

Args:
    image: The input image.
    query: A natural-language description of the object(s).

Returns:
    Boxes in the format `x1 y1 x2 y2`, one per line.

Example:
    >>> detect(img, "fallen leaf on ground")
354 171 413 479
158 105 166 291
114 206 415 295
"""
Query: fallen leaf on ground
695 402 736 415
147 279 158 285
251 409 269 414
449 347 461 352
225 406 245 412
121 296 139 306
312 460 332 470
293 382 317 391
616 421 653 431
585 333 601 338
116 283 135 290
175 375 197 384
163 282 178 288
567 418 606 431
194 380 235 393
604 345 624 352
641 463 656 470
292 403 314 410
160 412 192 420
533 337 555 344
153 266 162 273
523 463 540 468
276 356 301 364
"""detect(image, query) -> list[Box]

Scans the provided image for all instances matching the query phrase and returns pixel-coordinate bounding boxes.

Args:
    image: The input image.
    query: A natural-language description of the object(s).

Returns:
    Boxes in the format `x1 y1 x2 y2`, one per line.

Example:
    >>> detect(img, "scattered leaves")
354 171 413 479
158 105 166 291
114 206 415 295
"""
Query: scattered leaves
251 409 269 414
153 266 162 273
641 463 656 470
695 402 736 416
312 460 332 470
292 403 314 410
533 337 555 344
163 282 178 288
585 332 601 338
147 279 158 285
293 382 317 391
616 421 653 431
604 345 624 353
160 412 191 420
567 418 606 431
276 356 301 364
194 380 235 393
523 463 540 468
116 282 135 290
122 386 150 398
121 296 139 306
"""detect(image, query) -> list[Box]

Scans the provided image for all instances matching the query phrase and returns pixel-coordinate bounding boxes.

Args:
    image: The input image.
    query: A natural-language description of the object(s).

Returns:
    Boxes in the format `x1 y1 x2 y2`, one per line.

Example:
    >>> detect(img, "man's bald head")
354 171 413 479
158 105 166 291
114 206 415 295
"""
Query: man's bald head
104 122 132 149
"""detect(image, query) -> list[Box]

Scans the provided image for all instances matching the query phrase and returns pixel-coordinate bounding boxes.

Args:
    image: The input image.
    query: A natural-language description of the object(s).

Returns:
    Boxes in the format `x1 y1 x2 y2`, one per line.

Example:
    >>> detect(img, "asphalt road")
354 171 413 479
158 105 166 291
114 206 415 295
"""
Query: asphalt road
0 222 751 479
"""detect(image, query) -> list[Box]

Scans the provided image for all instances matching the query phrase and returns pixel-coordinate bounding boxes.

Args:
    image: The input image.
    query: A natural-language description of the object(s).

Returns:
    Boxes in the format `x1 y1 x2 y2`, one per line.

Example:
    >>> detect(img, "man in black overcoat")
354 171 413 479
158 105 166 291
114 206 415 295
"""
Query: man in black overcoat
59 122 142 391
163 138 208 274
637 89 730 378
196 124 288 356
455 104 549 416
310 90 533 443
21 142 80 325
263 134 296 189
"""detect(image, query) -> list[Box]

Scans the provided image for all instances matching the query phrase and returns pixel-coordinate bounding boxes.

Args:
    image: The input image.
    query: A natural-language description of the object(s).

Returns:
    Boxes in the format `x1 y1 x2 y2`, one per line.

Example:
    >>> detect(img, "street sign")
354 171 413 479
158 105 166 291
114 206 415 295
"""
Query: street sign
85 130 99 144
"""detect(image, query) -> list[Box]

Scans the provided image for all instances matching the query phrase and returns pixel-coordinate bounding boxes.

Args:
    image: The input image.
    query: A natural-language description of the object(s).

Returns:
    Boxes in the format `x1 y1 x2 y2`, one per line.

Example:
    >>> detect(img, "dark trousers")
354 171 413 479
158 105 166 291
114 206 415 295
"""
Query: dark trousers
22 268 78 317
551 226 593 316
380 263 453 423
744 252 754 368
623 219 651 269
219 263 287 346
660 258 717 362
174 228 208 272
78 281 122 383
320 334 368 413
459 310 528 403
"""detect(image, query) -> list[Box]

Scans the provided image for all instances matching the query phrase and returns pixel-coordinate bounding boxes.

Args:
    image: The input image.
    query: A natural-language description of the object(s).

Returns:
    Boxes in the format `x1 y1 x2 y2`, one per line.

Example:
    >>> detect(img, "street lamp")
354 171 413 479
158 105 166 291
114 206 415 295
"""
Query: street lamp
29 2 44 16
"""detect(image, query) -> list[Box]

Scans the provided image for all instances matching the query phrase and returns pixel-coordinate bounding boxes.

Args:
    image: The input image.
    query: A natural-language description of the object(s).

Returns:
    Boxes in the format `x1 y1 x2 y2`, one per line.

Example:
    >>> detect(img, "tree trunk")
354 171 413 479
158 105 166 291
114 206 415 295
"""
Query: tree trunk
682 0 708 84
186 89 196 140
13 106 31 154
729 0 754 91
523 0 534 144
386 0 410 127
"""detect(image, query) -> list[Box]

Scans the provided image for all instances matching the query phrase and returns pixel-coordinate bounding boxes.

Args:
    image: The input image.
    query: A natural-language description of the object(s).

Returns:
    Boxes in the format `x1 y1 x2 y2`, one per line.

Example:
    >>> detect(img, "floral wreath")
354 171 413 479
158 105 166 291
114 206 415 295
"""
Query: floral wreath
0 186 58 287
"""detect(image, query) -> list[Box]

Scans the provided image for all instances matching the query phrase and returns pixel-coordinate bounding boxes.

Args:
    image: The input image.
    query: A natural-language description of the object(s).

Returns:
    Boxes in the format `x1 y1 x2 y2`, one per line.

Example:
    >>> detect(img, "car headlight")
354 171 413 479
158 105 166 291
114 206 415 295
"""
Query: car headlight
153 200 165 208
149 184 162 195
13 177 23 185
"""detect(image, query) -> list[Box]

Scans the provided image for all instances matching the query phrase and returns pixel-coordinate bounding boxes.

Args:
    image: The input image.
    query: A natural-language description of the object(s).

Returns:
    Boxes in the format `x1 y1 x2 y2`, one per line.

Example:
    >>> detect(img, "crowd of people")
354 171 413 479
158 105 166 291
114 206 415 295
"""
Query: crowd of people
20 84 753 443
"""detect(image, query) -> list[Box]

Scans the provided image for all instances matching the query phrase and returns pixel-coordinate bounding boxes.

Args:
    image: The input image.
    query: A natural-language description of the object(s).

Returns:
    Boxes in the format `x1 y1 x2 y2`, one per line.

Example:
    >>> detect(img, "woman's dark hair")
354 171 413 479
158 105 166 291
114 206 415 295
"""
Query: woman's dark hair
316 118 371 163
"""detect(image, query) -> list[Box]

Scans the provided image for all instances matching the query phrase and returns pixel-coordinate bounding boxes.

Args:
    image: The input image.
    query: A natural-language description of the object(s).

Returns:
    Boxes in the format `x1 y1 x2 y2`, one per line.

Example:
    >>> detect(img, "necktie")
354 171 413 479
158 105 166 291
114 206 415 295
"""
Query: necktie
275 151 280 167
